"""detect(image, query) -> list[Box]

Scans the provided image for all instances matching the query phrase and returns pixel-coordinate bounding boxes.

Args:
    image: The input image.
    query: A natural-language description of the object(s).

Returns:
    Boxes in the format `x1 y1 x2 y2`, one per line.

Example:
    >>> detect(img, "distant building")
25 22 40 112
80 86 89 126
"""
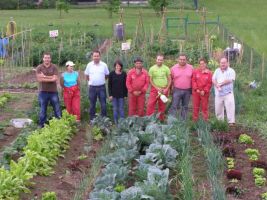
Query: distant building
76 0 148 5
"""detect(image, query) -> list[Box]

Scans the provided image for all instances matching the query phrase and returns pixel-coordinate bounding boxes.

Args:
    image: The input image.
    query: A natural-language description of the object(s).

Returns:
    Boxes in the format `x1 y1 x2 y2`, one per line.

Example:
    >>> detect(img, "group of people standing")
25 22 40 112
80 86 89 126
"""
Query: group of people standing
36 50 236 128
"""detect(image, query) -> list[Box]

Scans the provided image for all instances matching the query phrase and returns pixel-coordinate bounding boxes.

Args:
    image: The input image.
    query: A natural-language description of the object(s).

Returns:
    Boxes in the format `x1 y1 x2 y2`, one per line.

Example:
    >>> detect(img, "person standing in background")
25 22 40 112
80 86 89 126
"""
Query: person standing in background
60 61 81 122
192 58 212 121
36 52 61 128
84 50 109 121
108 60 128 124
146 54 171 121
212 57 236 125
126 57 149 117
168 53 193 120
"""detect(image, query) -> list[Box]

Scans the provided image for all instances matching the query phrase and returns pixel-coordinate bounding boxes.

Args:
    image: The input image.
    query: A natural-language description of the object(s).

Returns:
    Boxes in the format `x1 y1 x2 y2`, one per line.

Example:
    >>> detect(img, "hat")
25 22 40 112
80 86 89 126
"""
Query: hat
66 61 75 67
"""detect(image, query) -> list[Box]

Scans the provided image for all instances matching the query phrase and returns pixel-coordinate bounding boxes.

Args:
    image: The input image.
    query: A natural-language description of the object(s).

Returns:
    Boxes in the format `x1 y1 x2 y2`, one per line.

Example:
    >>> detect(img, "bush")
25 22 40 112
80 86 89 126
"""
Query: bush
0 0 37 9
0 0 17 9
31 31 95 66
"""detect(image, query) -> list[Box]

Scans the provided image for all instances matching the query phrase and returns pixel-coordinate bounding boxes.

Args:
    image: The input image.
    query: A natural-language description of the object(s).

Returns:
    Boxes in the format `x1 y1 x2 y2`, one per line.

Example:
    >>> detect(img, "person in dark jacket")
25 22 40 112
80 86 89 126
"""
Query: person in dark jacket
108 60 128 124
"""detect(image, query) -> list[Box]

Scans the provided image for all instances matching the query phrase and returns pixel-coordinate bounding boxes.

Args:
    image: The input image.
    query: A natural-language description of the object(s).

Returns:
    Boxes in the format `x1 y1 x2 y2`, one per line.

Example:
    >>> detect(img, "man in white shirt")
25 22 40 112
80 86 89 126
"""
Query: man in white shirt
84 50 109 120
212 57 236 125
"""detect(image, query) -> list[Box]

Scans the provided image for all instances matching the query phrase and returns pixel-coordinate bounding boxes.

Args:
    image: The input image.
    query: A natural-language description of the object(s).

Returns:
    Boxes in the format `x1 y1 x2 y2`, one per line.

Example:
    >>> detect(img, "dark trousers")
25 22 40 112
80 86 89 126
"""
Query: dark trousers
38 91 61 127
168 88 191 120
194 0 198 9
112 97 125 124
88 85 107 120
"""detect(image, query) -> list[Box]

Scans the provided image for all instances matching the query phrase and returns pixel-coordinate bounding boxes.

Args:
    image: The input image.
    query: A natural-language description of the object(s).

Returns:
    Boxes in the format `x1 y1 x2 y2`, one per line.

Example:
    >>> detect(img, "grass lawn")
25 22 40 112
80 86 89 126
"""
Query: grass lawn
0 8 184 38
0 7 218 40
203 0 267 55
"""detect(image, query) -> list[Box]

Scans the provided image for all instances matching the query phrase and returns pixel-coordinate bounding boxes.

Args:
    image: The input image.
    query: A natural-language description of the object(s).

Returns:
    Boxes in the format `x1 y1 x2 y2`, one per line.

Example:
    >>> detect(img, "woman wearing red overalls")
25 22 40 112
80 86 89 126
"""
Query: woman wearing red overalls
60 61 81 122
192 58 212 121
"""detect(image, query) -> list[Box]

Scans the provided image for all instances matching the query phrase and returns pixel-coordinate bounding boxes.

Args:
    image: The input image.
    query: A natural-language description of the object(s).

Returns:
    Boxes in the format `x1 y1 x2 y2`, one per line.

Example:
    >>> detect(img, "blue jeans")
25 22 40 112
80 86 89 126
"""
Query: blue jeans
168 88 191 120
112 98 125 124
88 85 107 120
38 91 61 127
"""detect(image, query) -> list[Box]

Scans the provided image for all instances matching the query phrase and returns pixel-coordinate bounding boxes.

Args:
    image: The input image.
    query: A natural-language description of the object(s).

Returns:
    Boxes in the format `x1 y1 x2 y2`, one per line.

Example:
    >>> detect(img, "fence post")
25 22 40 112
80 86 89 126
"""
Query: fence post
249 49 253 78
262 53 265 81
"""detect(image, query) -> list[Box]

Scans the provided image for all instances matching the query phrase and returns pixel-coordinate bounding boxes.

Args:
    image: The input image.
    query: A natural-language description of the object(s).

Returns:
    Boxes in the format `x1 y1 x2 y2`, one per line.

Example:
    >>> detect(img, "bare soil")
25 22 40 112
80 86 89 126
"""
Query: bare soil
213 126 267 200
0 92 35 152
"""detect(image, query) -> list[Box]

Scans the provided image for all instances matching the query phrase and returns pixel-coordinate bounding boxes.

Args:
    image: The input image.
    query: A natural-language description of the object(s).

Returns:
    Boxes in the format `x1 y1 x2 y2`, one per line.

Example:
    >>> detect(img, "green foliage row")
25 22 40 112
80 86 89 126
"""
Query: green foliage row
196 121 226 200
105 39 209 72
0 111 76 200
31 31 97 66
170 119 195 200
89 115 182 199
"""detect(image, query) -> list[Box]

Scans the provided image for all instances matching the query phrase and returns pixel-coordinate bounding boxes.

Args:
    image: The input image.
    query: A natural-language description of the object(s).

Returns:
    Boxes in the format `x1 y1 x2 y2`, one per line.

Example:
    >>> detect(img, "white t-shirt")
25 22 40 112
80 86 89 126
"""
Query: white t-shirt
212 67 236 96
84 61 109 86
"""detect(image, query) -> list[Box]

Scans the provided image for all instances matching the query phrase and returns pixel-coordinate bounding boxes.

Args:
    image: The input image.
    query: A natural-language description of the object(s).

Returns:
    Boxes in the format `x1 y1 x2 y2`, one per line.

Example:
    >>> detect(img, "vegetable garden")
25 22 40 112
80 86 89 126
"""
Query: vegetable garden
1 3 267 200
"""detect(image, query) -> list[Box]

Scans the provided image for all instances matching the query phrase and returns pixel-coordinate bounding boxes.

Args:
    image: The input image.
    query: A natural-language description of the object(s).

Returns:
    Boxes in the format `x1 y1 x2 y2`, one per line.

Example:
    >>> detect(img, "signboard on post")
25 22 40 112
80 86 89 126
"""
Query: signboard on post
121 42 131 51
49 30 58 38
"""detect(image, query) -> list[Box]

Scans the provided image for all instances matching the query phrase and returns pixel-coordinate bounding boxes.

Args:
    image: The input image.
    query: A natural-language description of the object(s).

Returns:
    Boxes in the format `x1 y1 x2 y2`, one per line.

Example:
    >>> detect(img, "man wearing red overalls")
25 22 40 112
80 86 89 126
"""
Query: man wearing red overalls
126 57 149 117
192 58 212 121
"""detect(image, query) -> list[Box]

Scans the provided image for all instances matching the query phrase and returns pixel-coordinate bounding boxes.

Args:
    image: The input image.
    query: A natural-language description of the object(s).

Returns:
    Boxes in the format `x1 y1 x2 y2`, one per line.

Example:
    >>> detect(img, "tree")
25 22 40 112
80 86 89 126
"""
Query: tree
104 0 120 18
149 0 168 15
56 0 70 17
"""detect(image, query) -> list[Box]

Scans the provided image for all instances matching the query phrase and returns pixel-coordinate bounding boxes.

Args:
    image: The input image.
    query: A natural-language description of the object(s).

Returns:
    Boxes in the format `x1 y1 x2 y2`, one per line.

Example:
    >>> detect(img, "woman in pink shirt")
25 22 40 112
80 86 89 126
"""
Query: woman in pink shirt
168 53 193 120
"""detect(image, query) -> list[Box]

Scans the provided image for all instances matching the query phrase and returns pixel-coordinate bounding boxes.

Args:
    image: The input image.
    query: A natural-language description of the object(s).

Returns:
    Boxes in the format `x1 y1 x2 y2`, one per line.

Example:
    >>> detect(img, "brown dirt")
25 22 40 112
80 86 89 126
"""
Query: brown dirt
7 70 37 85
20 126 102 200
0 92 35 152
213 126 267 200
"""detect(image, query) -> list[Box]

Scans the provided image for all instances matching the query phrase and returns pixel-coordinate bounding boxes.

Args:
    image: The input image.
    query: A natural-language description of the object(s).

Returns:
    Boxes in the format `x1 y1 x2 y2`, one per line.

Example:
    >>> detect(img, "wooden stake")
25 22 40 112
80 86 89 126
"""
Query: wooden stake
249 49 253 78
158 7 167 45
262 53 265 81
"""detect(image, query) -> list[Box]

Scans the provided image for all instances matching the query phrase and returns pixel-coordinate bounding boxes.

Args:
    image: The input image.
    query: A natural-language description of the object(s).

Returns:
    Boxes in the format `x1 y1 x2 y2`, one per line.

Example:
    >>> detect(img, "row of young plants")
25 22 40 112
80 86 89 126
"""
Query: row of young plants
88 115 195 200
218 131 267 199
0 111 76 200
239 134 267 199
0 93 12 108
196 121 226 200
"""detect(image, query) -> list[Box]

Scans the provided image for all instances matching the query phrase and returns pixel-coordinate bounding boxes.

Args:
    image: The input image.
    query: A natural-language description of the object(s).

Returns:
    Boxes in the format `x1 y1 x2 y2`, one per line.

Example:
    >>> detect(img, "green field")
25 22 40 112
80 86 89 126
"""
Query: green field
203 0 267 55
0 7 218 40
1 1 266 55
0 8 179 38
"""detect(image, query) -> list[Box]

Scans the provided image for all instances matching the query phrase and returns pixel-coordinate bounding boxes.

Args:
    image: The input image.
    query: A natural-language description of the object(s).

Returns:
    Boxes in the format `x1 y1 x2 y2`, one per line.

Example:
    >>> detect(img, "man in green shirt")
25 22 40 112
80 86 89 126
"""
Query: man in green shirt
146 54 171 121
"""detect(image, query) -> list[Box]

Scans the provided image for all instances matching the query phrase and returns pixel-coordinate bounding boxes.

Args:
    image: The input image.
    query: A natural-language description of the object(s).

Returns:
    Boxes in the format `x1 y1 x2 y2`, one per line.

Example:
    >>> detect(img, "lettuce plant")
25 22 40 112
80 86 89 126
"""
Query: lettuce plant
261 192 267 200
255 177 266 187
226 157 235 169
238 134 254 144
41 191 57 200
245 148 259 160
253 168 265 178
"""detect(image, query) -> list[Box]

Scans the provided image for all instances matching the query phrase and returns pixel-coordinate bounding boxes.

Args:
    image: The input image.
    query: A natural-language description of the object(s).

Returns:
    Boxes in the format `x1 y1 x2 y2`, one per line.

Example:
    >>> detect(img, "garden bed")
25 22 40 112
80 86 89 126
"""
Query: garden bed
0 93 35 151
213 126 267 200
20 125 102 200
